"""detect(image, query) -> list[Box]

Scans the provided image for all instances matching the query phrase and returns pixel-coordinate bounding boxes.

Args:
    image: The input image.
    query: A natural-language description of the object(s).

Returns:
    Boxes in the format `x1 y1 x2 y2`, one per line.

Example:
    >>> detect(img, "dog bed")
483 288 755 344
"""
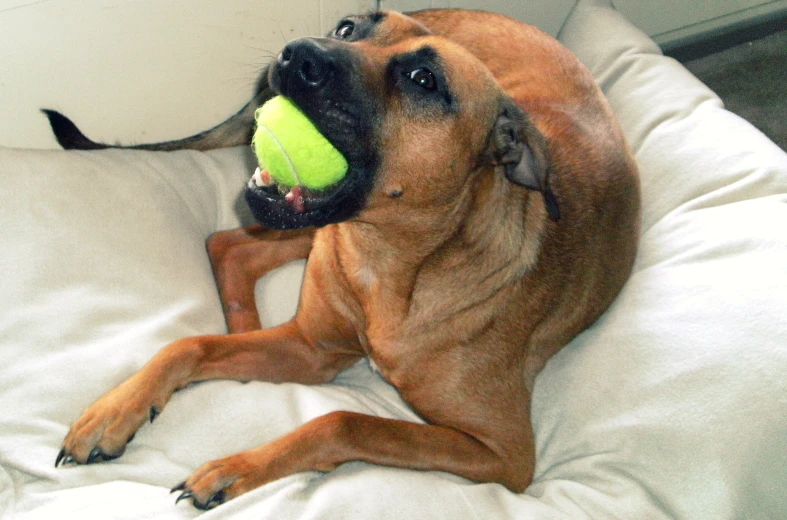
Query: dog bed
1 0 785 518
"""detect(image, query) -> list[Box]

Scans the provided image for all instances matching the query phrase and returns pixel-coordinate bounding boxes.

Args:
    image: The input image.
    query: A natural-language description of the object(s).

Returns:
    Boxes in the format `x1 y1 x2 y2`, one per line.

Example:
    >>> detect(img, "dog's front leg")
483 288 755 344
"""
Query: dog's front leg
207 225 315 334
56 322 362 467
172 410 532 509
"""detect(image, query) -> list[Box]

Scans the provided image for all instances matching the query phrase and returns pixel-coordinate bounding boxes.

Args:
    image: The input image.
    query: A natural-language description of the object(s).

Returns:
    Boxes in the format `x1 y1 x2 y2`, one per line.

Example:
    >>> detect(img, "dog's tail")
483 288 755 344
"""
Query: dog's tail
42 100 258 152
41 109 112 150
42 75 272 152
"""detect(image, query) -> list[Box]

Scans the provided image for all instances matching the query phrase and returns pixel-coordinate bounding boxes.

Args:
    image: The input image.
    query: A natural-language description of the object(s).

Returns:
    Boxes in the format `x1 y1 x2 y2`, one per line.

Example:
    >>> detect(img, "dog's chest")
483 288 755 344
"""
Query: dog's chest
352 264 377 292
328 225 449 370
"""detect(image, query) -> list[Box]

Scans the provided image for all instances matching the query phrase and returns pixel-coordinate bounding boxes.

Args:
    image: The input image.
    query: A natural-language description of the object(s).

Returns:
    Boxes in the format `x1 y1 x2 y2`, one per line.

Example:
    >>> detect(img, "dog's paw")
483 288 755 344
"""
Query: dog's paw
171 455 250 510
56 380 162 467
171 449 288 510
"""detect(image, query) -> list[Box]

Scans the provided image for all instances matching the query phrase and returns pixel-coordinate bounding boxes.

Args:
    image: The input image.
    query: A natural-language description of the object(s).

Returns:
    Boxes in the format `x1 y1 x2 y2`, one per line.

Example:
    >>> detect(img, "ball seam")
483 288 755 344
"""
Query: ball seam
257 122 302 186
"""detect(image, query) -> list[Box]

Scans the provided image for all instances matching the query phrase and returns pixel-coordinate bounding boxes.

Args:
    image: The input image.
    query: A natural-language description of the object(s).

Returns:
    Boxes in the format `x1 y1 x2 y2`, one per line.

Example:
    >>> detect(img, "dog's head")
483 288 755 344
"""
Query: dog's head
245 10 558 229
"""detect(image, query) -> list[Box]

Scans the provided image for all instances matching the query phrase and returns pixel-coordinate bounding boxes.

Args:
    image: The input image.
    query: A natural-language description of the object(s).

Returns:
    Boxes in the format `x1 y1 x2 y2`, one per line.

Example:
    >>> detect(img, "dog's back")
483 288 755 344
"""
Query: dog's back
408 9 640 380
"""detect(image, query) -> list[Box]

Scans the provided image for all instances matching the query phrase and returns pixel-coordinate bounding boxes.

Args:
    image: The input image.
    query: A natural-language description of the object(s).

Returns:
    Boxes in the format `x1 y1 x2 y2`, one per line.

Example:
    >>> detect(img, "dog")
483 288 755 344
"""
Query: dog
52 9 640 510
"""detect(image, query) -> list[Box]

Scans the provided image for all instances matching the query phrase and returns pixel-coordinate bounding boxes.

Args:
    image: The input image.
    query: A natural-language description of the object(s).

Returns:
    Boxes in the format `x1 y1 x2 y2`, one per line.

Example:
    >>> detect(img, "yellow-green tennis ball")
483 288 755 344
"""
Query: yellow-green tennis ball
252 96 348 191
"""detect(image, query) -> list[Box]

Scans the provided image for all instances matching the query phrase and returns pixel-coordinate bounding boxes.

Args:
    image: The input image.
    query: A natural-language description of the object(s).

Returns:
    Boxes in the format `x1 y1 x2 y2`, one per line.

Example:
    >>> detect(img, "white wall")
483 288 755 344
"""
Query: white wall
381 0 575 37
613 0 787 45
0 0 371 149
1 0 580 149
5 0 785 149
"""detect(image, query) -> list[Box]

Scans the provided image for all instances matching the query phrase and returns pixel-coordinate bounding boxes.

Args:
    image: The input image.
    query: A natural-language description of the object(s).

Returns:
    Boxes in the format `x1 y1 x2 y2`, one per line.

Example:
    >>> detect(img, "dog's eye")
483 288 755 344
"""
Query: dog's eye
335 21 355 39
406 68 437 90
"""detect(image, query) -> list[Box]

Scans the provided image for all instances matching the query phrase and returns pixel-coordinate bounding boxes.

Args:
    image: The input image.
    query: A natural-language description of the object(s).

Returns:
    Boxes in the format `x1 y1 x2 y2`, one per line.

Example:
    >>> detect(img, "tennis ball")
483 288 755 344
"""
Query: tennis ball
251 96 348 191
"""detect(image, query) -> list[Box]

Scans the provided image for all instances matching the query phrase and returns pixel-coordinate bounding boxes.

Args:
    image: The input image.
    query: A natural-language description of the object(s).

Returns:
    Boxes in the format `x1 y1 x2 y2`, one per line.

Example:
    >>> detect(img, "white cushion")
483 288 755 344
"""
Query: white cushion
1 1 786 519
539 1 787 518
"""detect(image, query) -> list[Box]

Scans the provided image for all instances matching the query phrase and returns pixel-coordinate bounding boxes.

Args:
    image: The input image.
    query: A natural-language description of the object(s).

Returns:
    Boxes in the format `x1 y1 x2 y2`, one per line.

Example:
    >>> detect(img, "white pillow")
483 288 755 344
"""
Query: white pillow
1 1 786 519
0 146 307 518
533 1 787 518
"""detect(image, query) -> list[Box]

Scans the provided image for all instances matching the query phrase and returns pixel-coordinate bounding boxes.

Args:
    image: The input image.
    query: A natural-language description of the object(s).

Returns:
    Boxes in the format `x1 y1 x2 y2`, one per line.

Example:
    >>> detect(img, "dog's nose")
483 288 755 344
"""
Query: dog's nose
278 39 335 90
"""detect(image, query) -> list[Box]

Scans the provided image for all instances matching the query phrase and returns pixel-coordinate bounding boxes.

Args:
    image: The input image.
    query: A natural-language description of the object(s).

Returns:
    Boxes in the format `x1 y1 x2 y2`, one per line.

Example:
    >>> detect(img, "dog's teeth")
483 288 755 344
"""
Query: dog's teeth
250 167 274 188
249 169 259 189
285 186 306 213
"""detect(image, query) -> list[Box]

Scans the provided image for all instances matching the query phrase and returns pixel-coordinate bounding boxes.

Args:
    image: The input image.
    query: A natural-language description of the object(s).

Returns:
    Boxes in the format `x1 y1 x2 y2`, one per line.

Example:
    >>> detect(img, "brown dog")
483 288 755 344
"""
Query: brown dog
54 9 640 510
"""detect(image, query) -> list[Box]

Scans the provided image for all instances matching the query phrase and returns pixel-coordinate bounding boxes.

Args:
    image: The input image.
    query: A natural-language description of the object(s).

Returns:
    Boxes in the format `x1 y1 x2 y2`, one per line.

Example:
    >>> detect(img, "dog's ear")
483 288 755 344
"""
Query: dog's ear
489 101 560 220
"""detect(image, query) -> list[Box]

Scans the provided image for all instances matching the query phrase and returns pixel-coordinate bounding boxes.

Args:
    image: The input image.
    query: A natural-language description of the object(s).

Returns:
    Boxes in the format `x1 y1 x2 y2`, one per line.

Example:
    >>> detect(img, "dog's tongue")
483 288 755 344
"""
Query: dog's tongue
284 186 306 213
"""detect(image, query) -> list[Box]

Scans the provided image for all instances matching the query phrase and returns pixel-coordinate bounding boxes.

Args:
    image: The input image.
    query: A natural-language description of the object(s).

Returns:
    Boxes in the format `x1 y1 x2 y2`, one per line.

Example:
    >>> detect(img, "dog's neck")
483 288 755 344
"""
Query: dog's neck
331 168 547 347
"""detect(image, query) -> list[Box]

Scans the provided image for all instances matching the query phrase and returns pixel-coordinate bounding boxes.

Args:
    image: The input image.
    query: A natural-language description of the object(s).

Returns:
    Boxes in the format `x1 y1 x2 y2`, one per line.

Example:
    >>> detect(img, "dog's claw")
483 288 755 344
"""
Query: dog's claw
86 447 121 464
57 452 75 466
192 490 226 511
55 448 66 467
203 490 226 510
171 482 226 510
150 406 160 423
87 448 103 464
175 490 194 506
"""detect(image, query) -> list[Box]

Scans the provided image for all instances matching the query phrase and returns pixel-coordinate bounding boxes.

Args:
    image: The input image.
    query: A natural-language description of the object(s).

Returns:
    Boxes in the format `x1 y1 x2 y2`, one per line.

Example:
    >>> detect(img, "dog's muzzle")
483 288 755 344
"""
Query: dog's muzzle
244 37 379 230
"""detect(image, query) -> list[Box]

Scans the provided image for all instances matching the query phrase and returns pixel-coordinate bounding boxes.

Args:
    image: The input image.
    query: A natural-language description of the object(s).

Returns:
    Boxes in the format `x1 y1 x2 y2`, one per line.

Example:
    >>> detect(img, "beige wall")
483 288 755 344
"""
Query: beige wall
6 0 783 149
613 0 787 45
0 0 370 149
381 0 576 37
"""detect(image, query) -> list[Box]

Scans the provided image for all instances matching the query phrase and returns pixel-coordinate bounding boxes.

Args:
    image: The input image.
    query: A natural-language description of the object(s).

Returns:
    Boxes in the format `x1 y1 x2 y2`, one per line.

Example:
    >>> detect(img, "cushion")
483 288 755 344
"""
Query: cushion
1 1 786 518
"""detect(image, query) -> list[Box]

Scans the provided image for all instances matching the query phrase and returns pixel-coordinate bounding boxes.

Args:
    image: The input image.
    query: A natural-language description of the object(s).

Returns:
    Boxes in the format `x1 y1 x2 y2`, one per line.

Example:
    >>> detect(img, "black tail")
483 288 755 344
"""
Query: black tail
42 109 109 150
42 71 274 152
41 102 259 152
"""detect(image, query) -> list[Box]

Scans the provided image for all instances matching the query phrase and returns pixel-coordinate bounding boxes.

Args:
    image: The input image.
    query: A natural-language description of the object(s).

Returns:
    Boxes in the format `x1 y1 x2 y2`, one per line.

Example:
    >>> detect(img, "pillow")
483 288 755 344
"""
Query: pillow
0 148 472 519
2 1 786 519
0 146 309 518
533 1 787 518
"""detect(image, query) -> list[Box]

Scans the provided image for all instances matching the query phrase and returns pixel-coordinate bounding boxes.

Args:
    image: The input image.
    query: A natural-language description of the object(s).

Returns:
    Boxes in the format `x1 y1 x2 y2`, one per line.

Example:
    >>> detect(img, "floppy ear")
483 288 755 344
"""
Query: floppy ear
489 101 560 220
